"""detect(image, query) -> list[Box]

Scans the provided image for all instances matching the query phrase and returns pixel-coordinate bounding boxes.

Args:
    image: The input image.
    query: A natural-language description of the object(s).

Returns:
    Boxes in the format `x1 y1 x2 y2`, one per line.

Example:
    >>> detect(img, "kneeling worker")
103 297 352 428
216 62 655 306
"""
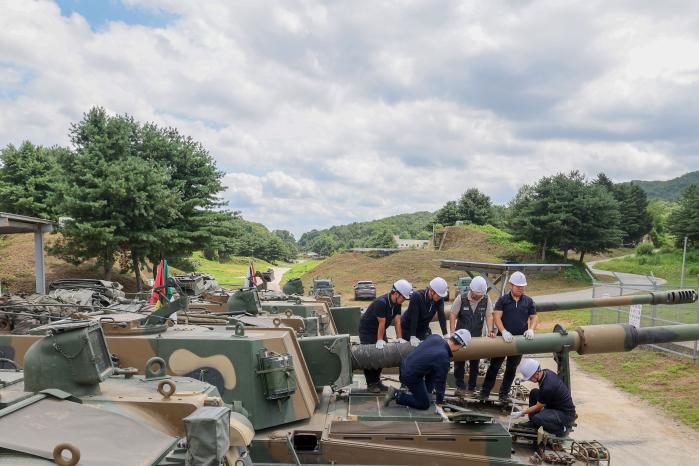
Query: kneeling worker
358 279 413 393
511 358 577 436
384 329 472 410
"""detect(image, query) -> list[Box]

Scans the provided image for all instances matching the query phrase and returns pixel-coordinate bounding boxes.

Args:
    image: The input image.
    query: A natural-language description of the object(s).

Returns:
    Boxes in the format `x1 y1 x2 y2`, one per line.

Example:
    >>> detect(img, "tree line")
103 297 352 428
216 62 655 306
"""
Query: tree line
0 107 297 288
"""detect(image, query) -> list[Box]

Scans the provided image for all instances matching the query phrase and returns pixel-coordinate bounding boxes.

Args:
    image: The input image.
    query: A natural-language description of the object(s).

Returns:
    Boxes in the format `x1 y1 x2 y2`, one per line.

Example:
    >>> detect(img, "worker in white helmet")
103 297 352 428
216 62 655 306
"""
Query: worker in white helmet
449 275 493 396
358 279 413 393
511 358 576 436
479 271 538 403
401 277 449 347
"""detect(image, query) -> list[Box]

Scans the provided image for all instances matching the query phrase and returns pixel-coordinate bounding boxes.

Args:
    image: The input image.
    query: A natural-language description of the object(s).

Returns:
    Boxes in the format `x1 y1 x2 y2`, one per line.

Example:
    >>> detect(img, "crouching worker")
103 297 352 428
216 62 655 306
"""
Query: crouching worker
511 358 577 436
384 329 472 410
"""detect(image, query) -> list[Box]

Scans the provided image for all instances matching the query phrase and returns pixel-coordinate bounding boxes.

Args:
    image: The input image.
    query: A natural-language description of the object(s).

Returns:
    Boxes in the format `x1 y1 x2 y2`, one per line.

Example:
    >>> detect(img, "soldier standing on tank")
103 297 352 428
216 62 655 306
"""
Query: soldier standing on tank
358 279 413 393
401 277 449 347
448 275 493 396
511 358 577 436
384 329 472 410
479 271 538 402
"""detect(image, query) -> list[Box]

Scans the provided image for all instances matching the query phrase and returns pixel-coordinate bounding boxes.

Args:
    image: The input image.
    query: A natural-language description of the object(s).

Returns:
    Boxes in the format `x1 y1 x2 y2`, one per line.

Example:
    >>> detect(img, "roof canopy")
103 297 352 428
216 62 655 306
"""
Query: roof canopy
0 212 53 233
437 260 569 274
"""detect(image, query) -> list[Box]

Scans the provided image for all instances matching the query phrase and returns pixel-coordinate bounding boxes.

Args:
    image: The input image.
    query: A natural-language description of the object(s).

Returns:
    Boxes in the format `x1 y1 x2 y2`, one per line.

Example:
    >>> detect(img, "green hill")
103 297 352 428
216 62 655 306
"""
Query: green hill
632 170 699 200
299 211 435 253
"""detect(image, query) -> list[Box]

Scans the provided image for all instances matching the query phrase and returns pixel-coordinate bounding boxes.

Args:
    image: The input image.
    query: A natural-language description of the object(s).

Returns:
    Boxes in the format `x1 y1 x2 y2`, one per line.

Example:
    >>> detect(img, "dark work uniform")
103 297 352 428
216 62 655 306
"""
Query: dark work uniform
358 293 401 386
480 291 536 400
527 369 576 436
454 292 488 390
400 288 446 340
397 335 452 410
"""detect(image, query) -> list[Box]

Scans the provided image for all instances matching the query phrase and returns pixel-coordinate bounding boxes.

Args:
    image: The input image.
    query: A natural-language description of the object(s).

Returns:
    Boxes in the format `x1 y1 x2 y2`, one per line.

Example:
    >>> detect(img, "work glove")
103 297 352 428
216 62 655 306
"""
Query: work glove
410 336 421 347
443 333 451 340
375 339 386 350
510 410 524 420
524 329 535 340
395 338 407 344
501 331 513 343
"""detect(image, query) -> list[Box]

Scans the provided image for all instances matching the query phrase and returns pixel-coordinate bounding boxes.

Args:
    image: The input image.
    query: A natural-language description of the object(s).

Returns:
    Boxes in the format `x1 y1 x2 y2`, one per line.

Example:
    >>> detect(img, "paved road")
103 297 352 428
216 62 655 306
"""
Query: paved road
531 255 666 302
267 266 290 292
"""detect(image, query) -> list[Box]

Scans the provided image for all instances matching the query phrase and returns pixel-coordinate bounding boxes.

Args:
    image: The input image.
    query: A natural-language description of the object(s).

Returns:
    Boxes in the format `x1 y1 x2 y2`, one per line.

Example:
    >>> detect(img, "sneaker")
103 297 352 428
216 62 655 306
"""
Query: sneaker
377 382 390 392
477 391 489 401
516 420 536 430
454 387 469 397
383 387 397 407
498 394 511 403
367 384 382 394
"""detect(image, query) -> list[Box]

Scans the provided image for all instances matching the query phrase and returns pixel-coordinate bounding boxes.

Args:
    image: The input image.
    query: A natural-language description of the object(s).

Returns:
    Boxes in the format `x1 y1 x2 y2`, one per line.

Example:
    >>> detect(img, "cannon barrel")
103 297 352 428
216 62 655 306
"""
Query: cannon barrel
351 323 699 370
534 289 697 312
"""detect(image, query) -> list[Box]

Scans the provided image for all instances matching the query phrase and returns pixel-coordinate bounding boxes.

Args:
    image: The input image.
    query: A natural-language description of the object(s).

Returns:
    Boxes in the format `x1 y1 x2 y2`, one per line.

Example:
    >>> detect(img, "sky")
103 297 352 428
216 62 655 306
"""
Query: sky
1 1 698 237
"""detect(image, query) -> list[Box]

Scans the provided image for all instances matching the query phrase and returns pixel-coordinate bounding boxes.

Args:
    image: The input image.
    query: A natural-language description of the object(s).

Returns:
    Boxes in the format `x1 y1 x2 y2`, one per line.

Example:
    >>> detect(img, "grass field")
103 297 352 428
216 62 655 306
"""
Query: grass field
280 259 324 286
191 252 274 287
594 248 699 284
575 350 699 431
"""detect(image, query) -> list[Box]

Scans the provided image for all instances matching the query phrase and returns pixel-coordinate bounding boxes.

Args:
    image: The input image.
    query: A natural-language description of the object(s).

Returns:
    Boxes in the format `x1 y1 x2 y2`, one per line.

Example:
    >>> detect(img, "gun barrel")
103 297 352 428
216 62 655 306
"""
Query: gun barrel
351 323 699 370
534 289 697 312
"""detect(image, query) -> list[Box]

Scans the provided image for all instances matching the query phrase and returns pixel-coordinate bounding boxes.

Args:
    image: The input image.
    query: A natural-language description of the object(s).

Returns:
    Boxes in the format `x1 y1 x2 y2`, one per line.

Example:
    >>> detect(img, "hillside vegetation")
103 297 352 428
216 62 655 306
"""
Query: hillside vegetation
632 170 699 200
303 225 591 306
299 211 434 254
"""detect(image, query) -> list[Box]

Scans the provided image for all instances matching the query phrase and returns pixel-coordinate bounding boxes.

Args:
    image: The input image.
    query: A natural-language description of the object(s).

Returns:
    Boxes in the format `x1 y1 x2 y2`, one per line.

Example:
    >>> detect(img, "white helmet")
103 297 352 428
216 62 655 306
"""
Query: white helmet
470 276 487 294
518 358 540 381
392 279 412 299
509 271 527 287
429 277 449 298
453 329 472 347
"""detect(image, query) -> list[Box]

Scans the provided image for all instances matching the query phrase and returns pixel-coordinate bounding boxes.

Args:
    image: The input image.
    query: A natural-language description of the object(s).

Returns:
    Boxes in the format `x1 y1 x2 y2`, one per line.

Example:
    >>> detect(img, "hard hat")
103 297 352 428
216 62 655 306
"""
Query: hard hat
392 279 412 300
518 358 540 381
509 271 527 286
429 277 449 298
452 329 472 347
470 276 487 294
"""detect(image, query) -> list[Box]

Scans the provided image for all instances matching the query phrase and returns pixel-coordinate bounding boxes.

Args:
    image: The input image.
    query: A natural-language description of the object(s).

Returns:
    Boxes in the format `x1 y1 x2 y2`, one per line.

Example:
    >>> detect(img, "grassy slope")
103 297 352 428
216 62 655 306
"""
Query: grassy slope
305 225 592 306
594 248 699 284
281 259 324 286
0 233 139 293
191 252 274 287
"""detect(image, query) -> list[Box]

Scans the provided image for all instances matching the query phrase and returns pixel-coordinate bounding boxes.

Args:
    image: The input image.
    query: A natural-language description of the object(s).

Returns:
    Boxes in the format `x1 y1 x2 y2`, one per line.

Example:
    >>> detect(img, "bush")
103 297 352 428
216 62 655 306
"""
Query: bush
636 243 654 256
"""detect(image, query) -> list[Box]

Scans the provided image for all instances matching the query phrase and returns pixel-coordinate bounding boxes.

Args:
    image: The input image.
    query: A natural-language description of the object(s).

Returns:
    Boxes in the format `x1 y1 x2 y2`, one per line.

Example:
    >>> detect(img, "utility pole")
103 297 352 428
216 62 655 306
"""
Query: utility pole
680 236 688 288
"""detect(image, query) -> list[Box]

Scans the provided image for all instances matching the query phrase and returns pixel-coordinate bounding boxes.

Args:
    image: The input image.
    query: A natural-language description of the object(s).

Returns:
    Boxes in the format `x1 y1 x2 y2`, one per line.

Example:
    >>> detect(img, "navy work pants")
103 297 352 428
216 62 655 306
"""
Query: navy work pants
528 388 576 436
359 331 383 386
481 354 522 398
454 359 480 390
396 373 433 410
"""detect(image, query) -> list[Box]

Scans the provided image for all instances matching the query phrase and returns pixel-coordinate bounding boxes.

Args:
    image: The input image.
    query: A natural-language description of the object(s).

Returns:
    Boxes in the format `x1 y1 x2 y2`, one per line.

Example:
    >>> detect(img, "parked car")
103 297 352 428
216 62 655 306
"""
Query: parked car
353 280 377 300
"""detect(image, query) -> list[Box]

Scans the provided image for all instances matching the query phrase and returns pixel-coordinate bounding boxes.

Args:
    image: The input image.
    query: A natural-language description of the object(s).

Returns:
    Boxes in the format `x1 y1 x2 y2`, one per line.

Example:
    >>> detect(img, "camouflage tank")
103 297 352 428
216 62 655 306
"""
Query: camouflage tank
1 288 696 465
0 320 254 465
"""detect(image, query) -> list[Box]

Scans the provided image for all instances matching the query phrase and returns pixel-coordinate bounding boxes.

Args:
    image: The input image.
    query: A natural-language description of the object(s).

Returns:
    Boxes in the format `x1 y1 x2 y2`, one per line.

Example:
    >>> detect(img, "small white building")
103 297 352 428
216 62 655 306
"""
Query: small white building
393 235 430 250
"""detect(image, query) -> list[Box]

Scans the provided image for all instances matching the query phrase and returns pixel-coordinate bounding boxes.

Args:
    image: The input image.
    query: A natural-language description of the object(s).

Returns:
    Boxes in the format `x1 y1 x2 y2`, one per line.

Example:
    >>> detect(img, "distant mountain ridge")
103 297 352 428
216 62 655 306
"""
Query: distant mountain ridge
632 170 699 200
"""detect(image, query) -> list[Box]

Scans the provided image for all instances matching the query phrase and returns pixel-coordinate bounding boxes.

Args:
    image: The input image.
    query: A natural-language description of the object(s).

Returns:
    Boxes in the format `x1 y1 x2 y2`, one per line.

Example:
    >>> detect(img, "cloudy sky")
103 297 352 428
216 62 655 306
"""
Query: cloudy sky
1 1 698 236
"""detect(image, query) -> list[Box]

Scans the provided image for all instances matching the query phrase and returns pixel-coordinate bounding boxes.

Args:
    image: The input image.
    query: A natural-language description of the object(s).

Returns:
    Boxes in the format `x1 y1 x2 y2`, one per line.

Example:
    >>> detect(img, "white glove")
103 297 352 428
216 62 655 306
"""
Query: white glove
443 333 451 340
510 410 524 419
410 336 421 347
501 331 513 343
524 329 535 340
375 339 386 349
395 338 407 344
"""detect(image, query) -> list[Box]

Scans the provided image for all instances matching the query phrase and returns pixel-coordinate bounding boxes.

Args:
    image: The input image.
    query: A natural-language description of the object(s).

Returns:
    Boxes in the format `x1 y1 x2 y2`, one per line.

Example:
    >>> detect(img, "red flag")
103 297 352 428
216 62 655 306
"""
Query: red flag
150 259 165 304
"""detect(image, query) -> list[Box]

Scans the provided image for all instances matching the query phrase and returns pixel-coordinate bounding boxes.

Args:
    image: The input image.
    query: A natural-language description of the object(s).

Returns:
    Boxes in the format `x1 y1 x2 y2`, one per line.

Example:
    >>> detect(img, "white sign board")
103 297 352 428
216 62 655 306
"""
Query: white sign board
629 304 642 329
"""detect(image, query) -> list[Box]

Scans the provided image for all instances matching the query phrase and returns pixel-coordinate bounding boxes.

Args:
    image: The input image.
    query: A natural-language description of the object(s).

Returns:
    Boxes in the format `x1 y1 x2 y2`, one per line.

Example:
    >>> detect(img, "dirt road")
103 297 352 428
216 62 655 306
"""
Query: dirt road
534 357 699 466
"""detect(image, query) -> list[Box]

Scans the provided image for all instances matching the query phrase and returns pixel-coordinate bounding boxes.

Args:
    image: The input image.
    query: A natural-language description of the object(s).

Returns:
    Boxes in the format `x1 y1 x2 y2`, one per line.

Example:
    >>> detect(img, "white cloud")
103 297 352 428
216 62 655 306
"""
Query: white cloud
0 0 698 237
